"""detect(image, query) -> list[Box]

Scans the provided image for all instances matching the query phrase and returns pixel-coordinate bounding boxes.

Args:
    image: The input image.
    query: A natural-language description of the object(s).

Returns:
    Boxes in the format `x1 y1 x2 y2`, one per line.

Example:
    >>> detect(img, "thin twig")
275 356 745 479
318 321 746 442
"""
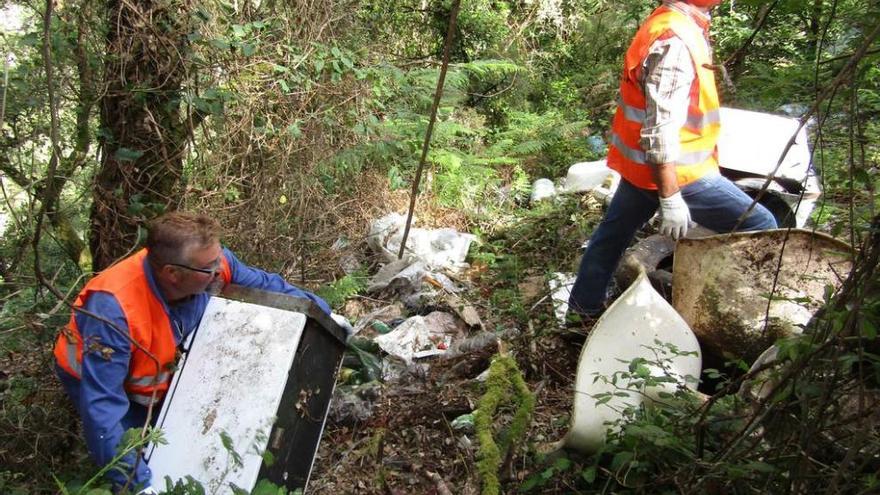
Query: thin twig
398 0 462 260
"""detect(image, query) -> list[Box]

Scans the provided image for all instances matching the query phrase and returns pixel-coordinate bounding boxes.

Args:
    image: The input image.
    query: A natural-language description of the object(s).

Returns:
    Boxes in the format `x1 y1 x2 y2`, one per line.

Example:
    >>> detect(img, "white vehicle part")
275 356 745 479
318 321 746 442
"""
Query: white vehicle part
563 271 702 453
672 229 852 362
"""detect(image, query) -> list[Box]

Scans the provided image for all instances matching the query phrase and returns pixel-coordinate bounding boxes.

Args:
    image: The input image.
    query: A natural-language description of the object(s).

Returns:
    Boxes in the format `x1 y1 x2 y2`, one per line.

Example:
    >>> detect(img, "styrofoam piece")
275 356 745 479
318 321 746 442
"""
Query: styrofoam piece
548 272 576 327
147 298 307 493
562 160 612 193
563 272 702 453
530 178 557 203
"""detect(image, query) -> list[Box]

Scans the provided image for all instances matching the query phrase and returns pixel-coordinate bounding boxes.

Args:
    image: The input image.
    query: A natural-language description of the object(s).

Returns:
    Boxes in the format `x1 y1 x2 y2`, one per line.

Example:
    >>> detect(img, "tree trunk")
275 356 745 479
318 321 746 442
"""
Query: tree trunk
90 0 190 270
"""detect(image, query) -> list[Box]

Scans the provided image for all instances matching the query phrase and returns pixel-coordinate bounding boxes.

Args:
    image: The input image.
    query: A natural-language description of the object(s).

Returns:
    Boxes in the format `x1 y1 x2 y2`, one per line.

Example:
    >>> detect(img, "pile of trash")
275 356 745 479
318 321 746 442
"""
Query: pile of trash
328 213 497 426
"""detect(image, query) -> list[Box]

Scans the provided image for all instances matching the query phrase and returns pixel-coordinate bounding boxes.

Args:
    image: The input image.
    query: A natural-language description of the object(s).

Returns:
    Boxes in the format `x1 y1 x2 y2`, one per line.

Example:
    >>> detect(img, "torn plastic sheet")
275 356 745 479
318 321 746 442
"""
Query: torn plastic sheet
367 258 427 294
367 213 476 270
373 312 464 364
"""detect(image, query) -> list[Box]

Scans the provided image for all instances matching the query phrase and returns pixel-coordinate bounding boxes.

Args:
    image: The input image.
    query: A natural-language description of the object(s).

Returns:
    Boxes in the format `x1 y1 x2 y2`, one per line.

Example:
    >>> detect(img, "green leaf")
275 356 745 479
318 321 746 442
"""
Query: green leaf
241 42 257 57
114 148 144 162
252 479 286 495
209 38 231 50
744 460 778 473
314 59 325 73
552 456 572 471
861 317 878 339
581 465 597 484
286 122 302 138
610 451 633 471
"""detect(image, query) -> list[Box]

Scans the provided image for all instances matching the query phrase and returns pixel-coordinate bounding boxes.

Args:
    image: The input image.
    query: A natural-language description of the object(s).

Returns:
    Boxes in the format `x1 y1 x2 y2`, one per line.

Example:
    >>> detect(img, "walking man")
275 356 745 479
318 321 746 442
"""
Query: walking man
568 0 777 318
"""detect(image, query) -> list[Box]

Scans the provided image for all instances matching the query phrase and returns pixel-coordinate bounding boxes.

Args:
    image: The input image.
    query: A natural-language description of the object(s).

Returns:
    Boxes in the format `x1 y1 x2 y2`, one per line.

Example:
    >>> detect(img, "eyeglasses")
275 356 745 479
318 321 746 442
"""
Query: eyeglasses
168 258 221 275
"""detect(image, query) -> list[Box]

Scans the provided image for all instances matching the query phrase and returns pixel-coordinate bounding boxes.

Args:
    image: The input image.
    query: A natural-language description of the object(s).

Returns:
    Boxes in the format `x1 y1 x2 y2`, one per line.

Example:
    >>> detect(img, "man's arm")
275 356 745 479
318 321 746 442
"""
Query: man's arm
222 248 332 314
642 36 696 239
640 36 695 185
76 292 152 489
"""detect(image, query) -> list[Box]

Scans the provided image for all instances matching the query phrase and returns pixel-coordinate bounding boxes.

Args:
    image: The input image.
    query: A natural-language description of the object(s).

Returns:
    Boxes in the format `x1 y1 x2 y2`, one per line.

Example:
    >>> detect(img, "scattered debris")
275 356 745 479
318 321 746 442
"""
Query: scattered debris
367 213 475 271
548 272 576 327
328 383 383 424
451 413 475 433
351 302 406 334
530 178 557 204
373 312 466 364
367 258 427 295
442 294 483 329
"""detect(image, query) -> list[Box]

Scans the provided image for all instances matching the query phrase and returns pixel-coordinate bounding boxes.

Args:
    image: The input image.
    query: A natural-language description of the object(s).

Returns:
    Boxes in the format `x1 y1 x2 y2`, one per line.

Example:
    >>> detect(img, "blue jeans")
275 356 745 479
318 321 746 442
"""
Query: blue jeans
568 172 777 316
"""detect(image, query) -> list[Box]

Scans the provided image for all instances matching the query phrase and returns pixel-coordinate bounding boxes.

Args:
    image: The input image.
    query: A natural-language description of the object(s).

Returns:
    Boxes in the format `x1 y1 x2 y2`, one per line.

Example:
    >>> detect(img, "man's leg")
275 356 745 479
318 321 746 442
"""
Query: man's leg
568 179 659 316
682 173 778 232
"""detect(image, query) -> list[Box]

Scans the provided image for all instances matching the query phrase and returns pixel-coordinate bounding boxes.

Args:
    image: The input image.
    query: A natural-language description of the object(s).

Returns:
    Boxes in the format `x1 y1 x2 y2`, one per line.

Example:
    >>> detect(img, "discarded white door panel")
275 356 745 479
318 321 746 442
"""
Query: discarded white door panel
146 287 346 493
564 272 702 453
717 108 814 185
672 229 852 362
718 108 821 228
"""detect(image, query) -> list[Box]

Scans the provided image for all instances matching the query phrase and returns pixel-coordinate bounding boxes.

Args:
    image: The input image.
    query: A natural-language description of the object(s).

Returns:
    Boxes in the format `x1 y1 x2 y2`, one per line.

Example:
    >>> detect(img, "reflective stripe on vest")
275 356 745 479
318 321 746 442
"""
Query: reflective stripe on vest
609 132 715 166
606 5 721 190
129 392 159 407
616 95 720 129
127 372 172 387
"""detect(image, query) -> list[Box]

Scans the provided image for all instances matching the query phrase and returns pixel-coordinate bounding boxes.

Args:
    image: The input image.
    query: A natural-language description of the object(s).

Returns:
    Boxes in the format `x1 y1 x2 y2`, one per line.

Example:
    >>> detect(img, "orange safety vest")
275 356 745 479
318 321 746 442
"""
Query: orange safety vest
54 248 232 406
607 4 721 190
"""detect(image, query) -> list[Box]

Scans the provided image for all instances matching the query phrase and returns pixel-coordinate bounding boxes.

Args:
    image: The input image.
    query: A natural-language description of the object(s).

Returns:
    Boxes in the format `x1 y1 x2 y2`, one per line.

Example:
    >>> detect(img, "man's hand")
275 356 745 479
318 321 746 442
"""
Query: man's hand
331 313 354 339
658 191 691 240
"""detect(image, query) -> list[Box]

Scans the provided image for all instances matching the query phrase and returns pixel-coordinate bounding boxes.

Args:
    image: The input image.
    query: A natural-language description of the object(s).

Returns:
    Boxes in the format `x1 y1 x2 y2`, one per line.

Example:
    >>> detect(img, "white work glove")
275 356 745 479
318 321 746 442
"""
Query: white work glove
137 487 159 495
331 313 354 338
658 191 691 240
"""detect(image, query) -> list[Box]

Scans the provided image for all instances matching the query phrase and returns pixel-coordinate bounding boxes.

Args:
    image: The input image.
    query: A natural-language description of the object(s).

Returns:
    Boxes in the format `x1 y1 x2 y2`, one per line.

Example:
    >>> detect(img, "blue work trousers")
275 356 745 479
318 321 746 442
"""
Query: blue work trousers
568 172 778 316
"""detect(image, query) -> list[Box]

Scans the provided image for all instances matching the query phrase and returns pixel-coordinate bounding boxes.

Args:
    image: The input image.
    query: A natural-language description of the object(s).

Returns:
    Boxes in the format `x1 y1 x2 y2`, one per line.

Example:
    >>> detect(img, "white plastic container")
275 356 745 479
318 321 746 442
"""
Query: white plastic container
562 160 613 193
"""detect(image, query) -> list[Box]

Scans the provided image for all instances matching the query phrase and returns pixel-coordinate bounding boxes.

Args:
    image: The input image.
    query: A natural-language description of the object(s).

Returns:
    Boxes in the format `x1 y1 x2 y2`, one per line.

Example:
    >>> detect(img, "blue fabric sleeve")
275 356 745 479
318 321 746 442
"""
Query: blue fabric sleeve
223 248 332 314
75 292 152 489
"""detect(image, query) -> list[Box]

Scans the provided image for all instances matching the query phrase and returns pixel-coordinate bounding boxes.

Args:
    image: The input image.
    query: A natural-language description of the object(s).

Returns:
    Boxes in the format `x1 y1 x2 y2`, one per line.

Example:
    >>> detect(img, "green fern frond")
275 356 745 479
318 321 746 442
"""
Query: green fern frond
456 59 522 79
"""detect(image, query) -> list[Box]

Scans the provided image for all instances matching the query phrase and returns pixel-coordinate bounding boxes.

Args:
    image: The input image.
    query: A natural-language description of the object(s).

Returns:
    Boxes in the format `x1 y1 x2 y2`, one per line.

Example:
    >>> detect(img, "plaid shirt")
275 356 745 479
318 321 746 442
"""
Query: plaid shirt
639 1 712 165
